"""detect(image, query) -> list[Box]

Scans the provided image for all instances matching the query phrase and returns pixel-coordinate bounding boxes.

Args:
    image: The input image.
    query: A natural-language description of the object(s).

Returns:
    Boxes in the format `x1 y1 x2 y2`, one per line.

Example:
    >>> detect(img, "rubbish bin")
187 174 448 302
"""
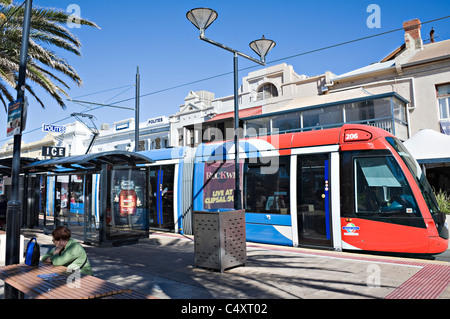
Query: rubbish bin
193 209 246 272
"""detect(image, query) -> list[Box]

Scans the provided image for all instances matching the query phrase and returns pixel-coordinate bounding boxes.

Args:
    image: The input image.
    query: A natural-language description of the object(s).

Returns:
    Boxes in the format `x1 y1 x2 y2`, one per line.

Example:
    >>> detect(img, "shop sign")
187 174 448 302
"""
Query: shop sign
115 122 130 131
42 124 66 134
147 116 168 126
42 146 66 157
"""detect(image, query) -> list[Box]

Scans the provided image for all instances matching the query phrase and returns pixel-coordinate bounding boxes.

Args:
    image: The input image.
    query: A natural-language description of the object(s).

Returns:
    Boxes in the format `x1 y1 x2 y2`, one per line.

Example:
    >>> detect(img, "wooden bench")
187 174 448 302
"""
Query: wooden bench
0 263 154 299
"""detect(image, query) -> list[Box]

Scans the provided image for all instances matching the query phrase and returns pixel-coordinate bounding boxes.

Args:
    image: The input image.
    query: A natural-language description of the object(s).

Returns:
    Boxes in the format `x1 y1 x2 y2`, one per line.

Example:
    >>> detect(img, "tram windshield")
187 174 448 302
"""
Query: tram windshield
354 156 419 216
385 137 440 216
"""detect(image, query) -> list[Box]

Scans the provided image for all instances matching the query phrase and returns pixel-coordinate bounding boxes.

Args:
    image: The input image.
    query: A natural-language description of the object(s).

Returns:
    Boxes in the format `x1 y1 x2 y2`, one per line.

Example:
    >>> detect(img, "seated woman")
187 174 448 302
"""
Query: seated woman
41 226 93 275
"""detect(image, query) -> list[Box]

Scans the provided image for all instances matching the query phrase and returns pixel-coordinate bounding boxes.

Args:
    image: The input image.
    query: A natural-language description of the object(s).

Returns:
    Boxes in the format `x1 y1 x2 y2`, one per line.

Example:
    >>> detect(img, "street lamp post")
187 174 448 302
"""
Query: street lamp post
5 0 33 299
186 8 275 209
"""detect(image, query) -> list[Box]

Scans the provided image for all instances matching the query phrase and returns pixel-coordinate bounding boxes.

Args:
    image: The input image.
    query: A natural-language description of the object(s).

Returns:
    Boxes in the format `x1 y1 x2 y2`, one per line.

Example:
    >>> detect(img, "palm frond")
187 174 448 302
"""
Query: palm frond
0 2 98 110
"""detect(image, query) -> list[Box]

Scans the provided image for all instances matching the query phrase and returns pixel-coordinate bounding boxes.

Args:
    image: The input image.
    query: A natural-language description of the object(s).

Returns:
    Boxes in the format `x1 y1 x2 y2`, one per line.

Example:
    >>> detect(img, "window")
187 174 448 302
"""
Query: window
385 137 440 215
138 140 146 151
437 84 450 120
272 112 300 132
243 156 290 215
178 128 184 146
354 156 419 216
257 83 278 101
245 117 270 137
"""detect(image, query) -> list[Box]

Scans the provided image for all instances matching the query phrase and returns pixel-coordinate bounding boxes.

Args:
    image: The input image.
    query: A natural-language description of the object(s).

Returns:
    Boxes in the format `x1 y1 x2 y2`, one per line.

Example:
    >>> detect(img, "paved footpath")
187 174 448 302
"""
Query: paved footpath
1 228 449 301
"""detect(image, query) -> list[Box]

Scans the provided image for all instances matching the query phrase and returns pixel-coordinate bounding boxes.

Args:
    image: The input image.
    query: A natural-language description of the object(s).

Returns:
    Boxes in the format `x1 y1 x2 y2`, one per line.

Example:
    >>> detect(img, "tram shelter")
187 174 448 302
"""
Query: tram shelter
25 151 154 245
0 157 41 229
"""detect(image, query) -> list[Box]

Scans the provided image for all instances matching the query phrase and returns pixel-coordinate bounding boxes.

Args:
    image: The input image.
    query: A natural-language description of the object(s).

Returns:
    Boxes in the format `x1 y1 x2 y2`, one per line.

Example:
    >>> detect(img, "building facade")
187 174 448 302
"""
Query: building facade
169 63 325 147
1 18 448 192
170 19 450 147
91 116 170 153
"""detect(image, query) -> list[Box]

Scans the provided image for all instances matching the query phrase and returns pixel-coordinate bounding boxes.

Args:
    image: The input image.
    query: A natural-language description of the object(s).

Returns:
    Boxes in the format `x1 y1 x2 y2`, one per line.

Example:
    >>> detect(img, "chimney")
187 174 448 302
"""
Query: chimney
403 18 423 50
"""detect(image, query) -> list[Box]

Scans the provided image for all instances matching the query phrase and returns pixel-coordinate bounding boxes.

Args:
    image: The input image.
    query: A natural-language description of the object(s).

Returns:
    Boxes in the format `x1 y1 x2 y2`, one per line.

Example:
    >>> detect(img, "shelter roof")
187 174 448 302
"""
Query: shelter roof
25 151 154 173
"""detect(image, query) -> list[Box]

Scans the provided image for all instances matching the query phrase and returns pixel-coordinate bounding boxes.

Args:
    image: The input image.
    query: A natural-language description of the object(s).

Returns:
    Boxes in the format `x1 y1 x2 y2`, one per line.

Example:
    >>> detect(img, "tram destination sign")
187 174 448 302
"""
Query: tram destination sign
42 123 66 134
42 146 66 157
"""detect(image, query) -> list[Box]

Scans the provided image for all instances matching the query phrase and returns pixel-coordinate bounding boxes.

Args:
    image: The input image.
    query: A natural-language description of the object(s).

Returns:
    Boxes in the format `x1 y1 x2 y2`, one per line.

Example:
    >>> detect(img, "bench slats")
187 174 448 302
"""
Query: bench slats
0 264 155 299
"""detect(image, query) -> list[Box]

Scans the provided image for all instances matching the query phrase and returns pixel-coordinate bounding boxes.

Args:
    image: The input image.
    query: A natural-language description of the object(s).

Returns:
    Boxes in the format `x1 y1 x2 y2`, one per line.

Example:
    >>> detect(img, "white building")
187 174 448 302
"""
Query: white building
91 116 170 153
169 63 315 147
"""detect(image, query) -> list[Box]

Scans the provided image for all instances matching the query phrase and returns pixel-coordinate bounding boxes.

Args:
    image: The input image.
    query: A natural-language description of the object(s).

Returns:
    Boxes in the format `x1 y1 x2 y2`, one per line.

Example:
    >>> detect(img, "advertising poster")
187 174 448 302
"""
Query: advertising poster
203 161 243 210
6 99 22 137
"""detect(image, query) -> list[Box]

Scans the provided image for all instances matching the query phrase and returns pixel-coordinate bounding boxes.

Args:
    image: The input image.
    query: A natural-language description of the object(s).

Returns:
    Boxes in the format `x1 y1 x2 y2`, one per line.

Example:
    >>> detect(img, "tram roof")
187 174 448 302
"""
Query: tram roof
25 150 154 173
138 146 188 161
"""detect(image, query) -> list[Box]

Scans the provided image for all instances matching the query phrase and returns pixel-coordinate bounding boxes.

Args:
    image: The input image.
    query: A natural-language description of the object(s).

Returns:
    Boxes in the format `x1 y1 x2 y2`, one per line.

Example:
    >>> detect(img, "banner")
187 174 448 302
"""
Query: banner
203 161 243 210
6 99 23 137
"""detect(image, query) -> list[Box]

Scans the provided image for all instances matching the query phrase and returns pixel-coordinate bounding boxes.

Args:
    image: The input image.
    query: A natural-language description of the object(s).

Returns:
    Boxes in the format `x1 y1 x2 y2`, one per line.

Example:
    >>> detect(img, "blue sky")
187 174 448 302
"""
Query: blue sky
2 0 450 144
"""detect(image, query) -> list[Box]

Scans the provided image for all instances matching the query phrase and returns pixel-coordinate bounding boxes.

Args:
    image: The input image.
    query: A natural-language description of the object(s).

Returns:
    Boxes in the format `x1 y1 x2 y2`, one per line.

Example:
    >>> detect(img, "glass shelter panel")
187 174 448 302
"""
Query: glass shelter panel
44 175 55 232
69 175 84 238
108 168 148 240
55 175 69 227
84 174 100 243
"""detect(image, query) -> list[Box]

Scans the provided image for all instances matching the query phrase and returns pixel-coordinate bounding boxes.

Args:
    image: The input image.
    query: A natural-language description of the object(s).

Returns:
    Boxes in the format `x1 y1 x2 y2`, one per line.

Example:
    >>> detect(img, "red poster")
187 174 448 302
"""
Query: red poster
119 190 137 216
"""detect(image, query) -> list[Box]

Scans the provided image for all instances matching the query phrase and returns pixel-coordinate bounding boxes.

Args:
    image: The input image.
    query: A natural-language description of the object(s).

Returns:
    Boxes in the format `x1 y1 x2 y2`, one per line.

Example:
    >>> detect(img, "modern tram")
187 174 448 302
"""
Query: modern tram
41 124 449 254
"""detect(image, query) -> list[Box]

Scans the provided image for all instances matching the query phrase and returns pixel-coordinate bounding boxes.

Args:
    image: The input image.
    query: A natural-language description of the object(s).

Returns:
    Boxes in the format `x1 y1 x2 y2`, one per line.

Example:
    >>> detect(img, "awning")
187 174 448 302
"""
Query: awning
206 106 262 123
404 129 450 165
25 150 154 173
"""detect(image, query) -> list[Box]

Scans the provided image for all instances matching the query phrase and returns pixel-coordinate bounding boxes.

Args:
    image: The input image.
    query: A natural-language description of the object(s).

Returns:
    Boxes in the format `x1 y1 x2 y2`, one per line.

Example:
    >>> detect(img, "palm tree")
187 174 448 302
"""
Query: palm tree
0 0 99 111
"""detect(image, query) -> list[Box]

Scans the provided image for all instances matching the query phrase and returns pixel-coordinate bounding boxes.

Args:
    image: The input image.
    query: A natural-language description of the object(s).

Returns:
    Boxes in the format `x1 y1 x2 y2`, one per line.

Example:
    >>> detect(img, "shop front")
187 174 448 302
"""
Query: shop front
26 151 154 245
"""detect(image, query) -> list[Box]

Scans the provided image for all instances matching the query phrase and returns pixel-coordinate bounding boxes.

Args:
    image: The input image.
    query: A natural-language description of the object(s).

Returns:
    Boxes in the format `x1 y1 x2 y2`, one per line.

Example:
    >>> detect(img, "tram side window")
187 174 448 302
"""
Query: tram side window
354 156 419 216
243 156 290 215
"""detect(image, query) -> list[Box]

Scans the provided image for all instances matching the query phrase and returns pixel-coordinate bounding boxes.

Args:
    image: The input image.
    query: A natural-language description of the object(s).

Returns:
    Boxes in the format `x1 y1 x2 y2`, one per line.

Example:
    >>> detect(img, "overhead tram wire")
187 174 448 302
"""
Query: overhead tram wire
7 14 449 145
0 85 135 143
268 14 450 65
71 84 134 100
104 15 450 107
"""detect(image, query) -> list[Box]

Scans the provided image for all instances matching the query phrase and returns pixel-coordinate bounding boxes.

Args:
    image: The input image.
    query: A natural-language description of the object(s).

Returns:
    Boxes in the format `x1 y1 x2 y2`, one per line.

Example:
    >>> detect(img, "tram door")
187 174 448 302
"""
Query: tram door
149 165 175 230
297 154 332 247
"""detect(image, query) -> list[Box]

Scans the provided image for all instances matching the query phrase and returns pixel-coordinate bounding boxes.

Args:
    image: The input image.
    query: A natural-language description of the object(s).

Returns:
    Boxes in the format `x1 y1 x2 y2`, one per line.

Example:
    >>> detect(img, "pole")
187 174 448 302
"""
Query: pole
5 0 33 299
135 66 140 151
233 53 241 210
